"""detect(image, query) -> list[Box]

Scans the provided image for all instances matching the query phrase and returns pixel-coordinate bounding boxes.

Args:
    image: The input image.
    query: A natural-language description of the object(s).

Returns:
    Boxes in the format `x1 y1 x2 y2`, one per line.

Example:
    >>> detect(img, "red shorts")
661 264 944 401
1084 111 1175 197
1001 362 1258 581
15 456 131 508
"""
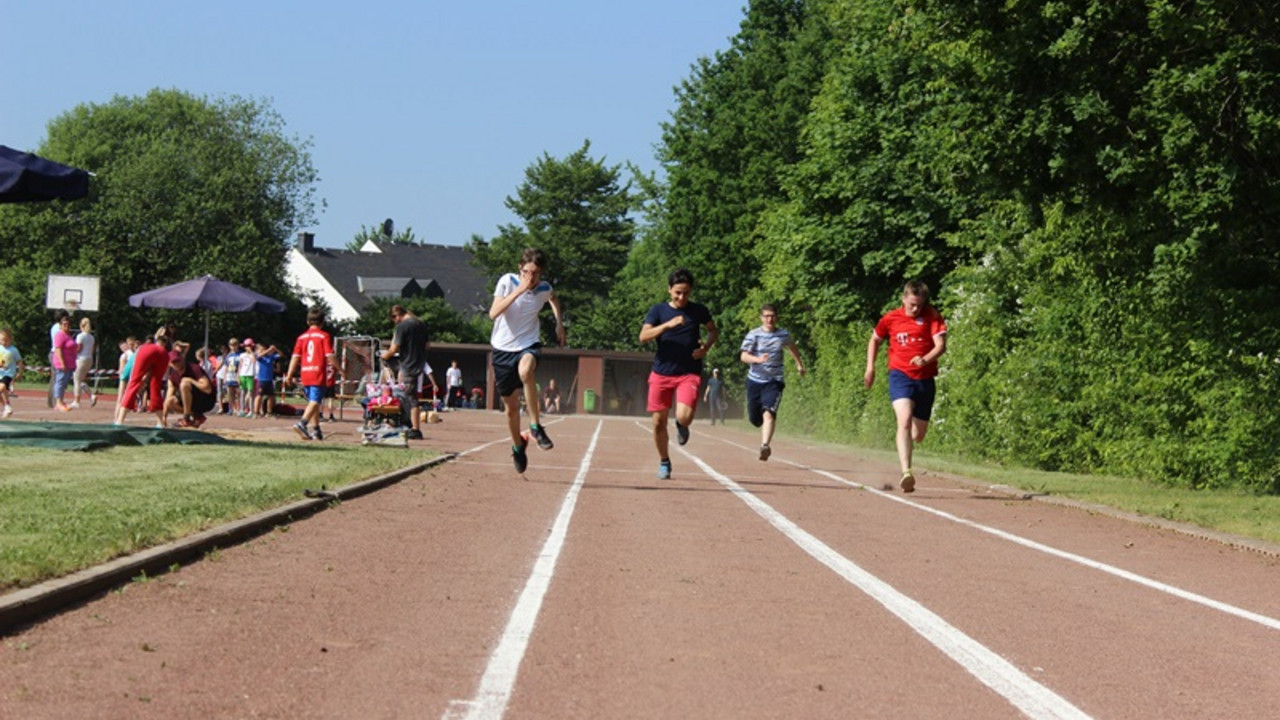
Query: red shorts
647 372 701 413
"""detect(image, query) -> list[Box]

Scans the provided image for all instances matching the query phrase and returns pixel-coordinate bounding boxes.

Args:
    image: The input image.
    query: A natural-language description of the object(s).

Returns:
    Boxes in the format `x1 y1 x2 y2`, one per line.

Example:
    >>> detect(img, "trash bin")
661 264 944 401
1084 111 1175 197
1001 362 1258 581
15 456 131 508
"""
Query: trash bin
583 389 597 414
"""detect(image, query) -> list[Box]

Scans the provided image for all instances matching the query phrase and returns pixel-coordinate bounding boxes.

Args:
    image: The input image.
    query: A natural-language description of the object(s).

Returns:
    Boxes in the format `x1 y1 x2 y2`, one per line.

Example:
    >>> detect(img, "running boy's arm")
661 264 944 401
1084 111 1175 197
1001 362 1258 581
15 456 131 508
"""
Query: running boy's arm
548 291 566 347
489 268 538 320
786 339 807 377
864 332 883 389
693 321 718 360
639 314 684 344
910 332 947 368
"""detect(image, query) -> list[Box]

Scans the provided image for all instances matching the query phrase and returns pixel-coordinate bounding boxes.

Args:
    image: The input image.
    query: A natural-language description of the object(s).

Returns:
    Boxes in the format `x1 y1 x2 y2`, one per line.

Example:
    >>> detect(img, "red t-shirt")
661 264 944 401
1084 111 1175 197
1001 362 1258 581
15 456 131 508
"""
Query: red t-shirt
292 327 334 387
873 306 947 380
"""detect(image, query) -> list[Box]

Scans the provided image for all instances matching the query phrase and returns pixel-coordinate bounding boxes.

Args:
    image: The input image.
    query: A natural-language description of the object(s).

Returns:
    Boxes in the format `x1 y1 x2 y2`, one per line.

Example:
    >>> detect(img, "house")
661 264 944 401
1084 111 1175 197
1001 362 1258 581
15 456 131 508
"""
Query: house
285 233 490 322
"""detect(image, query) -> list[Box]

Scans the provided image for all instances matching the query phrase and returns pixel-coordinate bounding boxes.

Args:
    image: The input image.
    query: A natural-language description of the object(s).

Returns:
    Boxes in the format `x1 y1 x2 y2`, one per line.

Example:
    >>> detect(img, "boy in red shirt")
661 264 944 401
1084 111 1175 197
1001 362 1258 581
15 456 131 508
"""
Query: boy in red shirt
864 280 948 493
284 307 339 441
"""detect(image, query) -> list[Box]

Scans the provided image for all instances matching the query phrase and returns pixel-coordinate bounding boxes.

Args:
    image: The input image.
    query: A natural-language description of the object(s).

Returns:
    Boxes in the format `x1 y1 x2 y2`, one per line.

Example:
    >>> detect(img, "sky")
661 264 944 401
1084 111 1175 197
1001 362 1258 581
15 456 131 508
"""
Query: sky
0 0 746 249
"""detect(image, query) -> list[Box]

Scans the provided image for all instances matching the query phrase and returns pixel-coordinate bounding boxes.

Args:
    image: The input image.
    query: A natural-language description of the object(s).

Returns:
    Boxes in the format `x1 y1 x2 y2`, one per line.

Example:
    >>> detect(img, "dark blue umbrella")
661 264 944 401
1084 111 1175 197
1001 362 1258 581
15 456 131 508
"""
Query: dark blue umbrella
129 275 287 358
0 145 90 203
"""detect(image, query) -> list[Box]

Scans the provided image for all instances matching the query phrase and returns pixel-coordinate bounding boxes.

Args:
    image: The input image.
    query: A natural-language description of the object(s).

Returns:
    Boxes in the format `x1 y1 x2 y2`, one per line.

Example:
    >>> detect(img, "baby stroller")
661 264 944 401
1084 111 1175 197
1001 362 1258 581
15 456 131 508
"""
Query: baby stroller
360 369 413 446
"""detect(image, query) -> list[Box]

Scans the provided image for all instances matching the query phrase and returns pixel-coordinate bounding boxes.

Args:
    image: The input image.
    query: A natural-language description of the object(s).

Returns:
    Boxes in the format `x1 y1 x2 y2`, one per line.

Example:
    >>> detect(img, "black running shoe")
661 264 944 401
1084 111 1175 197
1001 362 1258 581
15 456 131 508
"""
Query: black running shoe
405 429 424 440
292 421 312 440
512 434 529 473
675 421 689 446
759 444 771 461
530 423 554 450
312 425 324 441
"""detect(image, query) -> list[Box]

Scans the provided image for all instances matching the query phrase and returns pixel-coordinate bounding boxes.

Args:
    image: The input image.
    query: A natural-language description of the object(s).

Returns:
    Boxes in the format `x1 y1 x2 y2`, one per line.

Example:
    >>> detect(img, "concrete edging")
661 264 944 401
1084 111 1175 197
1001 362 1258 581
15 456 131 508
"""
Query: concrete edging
0 453 455 633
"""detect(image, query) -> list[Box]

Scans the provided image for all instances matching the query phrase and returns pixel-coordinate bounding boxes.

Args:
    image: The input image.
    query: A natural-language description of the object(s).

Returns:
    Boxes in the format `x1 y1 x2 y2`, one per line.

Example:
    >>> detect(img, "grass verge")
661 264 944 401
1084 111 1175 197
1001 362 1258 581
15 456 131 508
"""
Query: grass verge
0 442 437 590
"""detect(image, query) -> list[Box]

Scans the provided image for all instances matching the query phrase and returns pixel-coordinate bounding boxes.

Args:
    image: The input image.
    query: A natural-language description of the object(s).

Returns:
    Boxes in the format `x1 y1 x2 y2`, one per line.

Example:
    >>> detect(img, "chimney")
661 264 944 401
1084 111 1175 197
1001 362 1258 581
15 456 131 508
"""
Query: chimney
296 232 315 253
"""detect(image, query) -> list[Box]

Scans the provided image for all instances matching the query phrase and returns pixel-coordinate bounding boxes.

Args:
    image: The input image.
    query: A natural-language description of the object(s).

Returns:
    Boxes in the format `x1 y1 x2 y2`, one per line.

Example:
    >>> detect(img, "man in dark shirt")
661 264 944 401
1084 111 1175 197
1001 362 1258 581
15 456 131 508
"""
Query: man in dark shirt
382 305 430 440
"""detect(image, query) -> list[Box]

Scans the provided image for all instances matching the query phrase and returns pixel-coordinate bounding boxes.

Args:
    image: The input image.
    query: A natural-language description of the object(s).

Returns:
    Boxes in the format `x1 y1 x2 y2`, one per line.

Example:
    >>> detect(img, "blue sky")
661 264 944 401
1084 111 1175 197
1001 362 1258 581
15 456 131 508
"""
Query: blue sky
1 1 745 248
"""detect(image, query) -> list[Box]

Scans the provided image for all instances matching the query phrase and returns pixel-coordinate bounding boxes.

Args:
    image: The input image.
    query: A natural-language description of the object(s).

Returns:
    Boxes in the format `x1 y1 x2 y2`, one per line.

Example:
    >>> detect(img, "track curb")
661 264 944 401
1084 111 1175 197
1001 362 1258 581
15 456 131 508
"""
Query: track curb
0 453 455 633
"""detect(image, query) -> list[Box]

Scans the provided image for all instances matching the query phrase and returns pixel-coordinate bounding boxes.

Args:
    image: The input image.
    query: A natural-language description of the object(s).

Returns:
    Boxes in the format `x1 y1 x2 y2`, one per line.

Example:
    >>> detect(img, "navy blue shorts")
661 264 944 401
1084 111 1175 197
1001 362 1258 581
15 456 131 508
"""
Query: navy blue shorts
888 369 936 421
492 344 541 398
746 379 785 428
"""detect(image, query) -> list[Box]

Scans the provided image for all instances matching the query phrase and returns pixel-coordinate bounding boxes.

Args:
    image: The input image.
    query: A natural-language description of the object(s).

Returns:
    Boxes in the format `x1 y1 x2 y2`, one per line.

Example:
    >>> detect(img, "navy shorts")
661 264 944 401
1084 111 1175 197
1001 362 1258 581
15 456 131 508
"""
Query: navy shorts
746 379 785 428
492 345 541 398
888 369 936 421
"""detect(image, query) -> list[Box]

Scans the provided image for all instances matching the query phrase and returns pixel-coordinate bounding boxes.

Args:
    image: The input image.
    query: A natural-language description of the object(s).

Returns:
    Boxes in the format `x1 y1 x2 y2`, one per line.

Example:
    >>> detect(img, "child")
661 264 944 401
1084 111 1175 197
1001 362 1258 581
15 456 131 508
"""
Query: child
221 338 242 415
639 268 718 479
237 338 258 416
284 307 338 441
114 337 137 414
488 247 566 473
739 304 806 461
864 280 948 493
0 328 24 418
253 341 281 418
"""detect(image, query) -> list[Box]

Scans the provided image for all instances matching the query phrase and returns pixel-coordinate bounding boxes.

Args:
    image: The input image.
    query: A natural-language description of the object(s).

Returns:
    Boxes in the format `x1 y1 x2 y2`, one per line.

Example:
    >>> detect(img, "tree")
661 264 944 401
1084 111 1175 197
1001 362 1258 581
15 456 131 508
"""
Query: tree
0 88 319 353
347 296 488 344
467 140 638 348
345 218 421 251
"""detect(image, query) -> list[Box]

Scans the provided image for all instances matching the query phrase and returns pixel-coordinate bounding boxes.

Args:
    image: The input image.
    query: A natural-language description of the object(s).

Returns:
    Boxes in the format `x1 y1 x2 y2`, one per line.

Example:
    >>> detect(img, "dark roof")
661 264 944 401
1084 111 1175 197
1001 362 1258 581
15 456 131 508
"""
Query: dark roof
298 242 490 315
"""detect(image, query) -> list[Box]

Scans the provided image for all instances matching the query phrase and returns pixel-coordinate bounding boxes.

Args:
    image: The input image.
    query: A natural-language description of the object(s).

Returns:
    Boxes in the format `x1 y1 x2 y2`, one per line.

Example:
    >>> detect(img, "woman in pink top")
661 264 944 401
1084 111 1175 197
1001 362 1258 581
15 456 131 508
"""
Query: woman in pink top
51 314 79 411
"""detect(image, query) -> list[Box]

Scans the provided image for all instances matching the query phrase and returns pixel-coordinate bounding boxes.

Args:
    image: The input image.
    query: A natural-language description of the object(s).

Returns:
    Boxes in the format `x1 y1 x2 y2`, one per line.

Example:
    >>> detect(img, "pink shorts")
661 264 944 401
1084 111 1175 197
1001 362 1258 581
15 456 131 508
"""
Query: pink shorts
647 372 702 413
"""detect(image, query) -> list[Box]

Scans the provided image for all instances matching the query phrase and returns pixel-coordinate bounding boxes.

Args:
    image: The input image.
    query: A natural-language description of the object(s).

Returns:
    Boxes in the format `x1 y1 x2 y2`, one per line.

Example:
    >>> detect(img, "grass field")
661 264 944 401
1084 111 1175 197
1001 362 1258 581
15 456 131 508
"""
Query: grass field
0 442 438 590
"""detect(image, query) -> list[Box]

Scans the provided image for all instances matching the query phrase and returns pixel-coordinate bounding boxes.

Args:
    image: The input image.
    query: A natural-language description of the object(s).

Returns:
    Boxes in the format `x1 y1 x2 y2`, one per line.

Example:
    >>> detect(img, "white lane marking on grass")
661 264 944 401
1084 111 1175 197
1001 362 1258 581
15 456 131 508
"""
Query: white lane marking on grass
681 449 1093 720
444 420 603 720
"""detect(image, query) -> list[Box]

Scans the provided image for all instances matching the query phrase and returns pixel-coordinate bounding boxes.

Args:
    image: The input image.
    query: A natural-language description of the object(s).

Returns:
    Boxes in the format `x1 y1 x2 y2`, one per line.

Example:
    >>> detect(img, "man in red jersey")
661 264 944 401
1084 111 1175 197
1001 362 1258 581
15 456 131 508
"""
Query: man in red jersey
284 307 339 441
864 280 948 493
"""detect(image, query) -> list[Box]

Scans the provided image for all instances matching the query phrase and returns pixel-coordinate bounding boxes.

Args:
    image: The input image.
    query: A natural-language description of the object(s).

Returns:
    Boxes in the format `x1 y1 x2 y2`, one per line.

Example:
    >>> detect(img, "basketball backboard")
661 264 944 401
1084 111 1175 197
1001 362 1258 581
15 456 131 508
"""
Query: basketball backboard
45 274 101 312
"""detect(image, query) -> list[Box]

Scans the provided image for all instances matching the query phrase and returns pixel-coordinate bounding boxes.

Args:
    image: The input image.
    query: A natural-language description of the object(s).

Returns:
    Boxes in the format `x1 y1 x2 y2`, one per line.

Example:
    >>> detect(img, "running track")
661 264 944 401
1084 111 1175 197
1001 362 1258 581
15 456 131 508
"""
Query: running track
3 412 1278 719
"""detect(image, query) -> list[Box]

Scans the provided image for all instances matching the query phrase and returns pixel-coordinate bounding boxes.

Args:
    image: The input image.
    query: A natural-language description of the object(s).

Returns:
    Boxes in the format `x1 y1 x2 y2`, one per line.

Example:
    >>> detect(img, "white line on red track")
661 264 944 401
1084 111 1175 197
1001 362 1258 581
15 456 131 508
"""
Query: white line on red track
444 420 604 720
705 433 1280 632
681 448 1094 720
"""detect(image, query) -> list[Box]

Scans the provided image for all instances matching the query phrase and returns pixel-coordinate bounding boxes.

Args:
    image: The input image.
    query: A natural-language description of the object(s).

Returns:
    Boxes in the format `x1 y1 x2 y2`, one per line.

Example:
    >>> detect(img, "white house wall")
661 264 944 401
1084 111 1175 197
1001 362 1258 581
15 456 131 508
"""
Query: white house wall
285 248 361 322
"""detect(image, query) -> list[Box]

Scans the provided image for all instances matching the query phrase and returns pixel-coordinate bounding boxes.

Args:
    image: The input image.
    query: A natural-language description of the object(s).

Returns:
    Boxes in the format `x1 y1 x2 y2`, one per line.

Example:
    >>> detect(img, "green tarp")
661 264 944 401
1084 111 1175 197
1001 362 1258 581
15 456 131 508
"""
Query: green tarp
0 421 233 451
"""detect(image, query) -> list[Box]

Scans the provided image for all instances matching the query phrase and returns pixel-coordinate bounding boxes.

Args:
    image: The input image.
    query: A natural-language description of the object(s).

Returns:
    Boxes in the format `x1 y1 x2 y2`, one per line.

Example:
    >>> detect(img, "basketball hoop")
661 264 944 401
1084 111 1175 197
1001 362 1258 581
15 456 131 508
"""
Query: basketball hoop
64 299 80 313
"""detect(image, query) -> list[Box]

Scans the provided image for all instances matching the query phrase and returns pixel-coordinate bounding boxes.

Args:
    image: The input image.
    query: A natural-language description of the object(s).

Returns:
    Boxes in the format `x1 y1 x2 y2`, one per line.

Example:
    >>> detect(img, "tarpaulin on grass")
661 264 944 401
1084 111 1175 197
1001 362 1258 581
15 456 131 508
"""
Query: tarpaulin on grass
0 421 233 451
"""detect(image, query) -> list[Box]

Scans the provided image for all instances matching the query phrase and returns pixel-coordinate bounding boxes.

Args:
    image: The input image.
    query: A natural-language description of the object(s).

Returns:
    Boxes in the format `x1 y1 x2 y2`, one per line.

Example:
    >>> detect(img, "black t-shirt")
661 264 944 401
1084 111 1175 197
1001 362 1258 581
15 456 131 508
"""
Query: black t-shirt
393 315 430 375
643 301 714 376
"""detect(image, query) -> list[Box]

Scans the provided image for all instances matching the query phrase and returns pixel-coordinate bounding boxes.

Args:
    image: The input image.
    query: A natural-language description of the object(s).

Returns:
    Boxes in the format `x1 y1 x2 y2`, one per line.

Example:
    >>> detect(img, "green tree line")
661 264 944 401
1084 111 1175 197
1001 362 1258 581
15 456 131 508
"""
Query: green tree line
629 0 1280 493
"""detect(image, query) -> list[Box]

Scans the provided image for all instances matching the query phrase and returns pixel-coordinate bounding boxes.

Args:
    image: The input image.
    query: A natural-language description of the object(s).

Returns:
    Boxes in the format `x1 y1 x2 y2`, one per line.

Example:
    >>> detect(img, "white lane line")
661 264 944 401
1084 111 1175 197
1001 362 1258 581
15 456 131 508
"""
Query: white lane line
707 435 1280 632
443 420 603 720
784 459 1280 633
681 449 1093 720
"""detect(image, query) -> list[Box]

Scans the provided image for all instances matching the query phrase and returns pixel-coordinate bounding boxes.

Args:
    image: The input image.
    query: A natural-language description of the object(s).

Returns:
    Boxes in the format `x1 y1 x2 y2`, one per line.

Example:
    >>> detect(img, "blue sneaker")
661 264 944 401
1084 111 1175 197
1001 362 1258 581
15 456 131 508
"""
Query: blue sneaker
657 459 672 480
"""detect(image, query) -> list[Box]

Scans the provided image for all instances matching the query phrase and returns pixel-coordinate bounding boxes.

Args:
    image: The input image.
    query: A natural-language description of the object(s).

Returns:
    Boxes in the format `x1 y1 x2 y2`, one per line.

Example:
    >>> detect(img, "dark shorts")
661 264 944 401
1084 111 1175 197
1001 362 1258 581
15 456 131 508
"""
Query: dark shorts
323 385 336 399
0 376 12 391
746 379 785 427
255 380 275 398
888 369 936 421
191 389 217 416
492 345 541 398
397 369 423 409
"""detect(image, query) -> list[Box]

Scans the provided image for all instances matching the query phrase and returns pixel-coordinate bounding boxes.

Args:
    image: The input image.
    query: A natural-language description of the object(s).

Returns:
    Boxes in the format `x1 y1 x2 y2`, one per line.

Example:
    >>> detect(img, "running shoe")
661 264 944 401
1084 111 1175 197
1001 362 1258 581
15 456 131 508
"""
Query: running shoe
191 414 207 429
900 470 916 493
55 403 72 412
68 401 80 409
530 423 554 450
2 404 11 418
293 421 313 440
312 425 324 441
513 433 529 473
657 459 672 480
675 421 689 446
405 429 424 440
759 444 771 461
90 394 98 408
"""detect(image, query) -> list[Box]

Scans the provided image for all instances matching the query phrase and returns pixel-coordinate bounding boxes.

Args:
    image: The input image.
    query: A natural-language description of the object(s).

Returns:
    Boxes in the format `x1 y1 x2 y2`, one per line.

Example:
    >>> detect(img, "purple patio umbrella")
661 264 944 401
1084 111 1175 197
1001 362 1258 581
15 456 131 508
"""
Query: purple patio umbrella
128 275 287 360
0 145 90 203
